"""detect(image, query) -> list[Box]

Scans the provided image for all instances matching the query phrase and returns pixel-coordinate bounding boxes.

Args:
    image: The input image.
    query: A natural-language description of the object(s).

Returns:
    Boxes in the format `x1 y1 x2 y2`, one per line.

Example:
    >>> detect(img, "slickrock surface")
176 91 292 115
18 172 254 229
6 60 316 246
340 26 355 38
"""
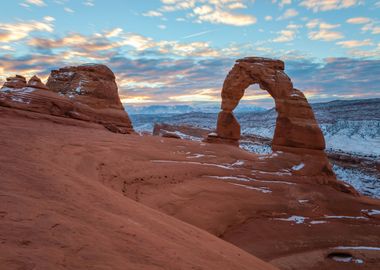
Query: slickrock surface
0 107 277 270
208 57 325 152
1 107 379 270
0 64 133 134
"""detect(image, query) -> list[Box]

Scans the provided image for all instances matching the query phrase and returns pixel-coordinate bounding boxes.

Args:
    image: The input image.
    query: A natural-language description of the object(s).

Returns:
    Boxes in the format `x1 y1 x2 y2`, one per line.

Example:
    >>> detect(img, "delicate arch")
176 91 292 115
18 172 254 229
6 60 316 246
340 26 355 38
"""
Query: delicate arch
207 57 325 152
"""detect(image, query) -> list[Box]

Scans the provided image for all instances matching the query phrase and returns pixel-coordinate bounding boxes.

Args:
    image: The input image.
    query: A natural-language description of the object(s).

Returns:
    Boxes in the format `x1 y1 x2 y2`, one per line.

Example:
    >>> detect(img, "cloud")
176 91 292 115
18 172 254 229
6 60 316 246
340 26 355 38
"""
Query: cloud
277 8 298 20
1 52 379 105
273 30 296 42
21 0 46 7
104 28 123 38
299 0 361 12
26 30 228 58
306 19 340 29
361 22 380 35
193 7 257 26
337 39 373 48
308 29 344 41
286 57 380 100
265 15 273 21
306 19 343 41
152 0 257 26
278 0 292 8
83 0 95 6
64 7 74 13
0 17 54 43
142 11 163 17
273 24 300 42
346 17 371 24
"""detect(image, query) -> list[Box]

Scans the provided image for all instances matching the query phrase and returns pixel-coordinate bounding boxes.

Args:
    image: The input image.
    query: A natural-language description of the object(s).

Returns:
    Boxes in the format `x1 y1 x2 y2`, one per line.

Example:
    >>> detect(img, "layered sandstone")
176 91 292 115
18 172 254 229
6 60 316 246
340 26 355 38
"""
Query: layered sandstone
207 57 325 152
1 75 27 89
0 64 133 134
1 108 379 270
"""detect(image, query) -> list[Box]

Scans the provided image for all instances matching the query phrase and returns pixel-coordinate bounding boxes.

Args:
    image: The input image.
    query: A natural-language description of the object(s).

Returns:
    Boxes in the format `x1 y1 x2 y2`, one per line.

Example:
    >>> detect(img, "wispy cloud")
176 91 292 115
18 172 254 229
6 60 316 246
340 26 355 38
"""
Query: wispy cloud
299 0 361 12
21 0 46 7
0 17 54 42
277 8 298 20
337 39 373 48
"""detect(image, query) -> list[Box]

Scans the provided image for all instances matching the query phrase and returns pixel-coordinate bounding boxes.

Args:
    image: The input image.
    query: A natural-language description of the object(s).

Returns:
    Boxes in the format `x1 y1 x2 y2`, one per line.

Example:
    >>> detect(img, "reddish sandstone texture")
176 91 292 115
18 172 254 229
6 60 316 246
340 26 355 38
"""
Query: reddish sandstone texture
208 57 325 152
1 107 379 270
0 64 133 134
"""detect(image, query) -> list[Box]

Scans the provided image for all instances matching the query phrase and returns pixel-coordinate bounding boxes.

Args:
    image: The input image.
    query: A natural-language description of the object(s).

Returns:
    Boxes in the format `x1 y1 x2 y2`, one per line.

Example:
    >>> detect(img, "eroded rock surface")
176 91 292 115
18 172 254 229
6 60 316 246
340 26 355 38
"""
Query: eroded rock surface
207 57 325 152
46 64 123 110
0 64 133 134
2 75 27 89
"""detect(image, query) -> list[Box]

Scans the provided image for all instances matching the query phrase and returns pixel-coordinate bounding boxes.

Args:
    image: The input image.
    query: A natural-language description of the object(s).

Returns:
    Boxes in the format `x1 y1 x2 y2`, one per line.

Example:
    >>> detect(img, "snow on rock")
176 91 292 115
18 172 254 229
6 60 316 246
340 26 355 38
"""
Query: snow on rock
229 183 272 193
298 199 309 203
334 246 380 251
151 160 235 170
361 209 380 216
292 163 305 171
310 220 328 225
240 142 272 155
333 164 380 199
324 215 368 220
206 175 295 185
274 215 308 224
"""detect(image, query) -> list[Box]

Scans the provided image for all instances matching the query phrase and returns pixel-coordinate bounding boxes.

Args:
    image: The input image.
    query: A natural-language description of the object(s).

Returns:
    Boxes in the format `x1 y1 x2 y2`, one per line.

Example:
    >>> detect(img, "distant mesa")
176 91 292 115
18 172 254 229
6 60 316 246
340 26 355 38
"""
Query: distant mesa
0 64 134 134
207 57 325 152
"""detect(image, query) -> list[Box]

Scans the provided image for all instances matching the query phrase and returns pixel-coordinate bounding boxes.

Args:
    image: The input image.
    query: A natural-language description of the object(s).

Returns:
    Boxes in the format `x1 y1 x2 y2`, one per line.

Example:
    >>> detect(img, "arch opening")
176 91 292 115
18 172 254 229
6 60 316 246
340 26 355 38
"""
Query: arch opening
207 57 326 153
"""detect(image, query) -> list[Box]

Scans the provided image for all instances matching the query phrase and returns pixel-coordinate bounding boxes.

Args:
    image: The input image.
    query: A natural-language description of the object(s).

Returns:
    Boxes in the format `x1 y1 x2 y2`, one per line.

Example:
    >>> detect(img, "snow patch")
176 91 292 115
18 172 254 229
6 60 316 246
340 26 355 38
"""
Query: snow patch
186 153 205 159
205 175 295 185
334 246 380 251
151 160 234 170
324 215 368 220
229 183 272 193
310 220 327 225
361 209 380 216
292 163 305 171
333 164 380 199
274 215 307 224
298 199 309 203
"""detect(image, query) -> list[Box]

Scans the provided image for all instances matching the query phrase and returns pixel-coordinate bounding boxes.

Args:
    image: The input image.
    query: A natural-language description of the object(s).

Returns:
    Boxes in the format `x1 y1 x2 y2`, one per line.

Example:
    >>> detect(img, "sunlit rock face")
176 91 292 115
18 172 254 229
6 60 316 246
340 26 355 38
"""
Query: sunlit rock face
208 57 325 152
0 64 134 134
27 75 49 90
2 75 27 89
46 64 124 110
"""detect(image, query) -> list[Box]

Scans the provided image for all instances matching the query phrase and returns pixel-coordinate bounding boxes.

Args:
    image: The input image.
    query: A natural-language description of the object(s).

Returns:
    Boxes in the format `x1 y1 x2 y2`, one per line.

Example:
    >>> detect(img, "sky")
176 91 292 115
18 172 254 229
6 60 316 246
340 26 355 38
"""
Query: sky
1 0 380 108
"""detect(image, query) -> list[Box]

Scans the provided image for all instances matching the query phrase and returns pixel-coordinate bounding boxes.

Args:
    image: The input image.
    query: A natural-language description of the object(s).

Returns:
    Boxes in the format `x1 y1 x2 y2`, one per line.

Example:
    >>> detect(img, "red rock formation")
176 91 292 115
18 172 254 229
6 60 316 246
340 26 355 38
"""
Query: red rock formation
207 57 325 152
0 64 134 134
1 75 27 89
46 64 123 110
27 75 49 90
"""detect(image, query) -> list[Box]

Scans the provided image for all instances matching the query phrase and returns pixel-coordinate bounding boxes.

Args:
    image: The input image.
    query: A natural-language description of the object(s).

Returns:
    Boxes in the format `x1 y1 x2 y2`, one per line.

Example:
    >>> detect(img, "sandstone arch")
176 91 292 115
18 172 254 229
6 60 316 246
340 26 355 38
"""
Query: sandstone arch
207 57 325 152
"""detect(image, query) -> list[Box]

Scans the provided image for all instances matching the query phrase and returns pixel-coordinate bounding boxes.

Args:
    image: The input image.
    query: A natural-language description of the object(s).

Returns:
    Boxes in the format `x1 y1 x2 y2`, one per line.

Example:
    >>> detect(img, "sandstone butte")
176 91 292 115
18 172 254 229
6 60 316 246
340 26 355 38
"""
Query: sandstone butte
1 59 380 270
